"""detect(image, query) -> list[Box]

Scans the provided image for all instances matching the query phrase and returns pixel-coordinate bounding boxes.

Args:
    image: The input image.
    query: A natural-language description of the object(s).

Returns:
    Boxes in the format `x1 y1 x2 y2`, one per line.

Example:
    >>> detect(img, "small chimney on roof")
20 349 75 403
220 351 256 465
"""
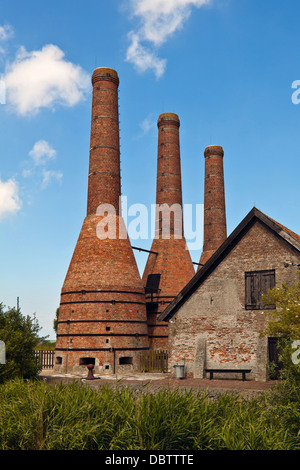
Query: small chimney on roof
199 145 227 266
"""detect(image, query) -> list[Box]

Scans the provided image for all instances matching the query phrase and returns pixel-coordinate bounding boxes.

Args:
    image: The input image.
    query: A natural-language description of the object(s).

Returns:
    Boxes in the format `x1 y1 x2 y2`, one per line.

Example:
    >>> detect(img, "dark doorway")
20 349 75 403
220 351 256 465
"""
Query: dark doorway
268 337 283 379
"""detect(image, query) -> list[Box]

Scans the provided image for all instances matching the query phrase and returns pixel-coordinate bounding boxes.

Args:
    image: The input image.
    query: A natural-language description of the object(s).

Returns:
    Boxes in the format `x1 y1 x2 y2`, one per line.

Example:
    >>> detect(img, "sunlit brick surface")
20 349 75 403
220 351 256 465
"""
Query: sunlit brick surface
199 145 227 266
142 113 195 349
54 68 149 375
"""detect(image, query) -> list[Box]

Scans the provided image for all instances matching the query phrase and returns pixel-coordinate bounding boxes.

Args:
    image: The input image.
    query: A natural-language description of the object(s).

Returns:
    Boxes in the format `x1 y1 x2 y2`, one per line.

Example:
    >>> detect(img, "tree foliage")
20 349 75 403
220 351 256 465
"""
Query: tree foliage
261 275 300 340
53 307 59 333
0 303 43 383
261 274 300 384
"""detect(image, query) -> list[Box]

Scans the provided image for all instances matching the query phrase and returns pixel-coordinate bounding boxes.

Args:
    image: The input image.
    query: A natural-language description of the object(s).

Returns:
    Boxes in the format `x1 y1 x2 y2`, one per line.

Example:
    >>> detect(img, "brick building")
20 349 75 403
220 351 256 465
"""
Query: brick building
159 207 300 381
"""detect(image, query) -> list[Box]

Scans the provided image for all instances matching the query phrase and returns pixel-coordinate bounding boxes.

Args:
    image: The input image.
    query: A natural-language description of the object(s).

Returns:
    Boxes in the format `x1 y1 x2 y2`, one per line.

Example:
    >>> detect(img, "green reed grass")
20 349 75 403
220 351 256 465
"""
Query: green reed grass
0 379 298 450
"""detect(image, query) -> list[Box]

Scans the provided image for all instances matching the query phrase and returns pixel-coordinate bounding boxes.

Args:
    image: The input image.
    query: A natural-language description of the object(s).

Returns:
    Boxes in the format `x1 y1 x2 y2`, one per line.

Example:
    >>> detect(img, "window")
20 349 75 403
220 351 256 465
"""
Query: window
245 270 275 310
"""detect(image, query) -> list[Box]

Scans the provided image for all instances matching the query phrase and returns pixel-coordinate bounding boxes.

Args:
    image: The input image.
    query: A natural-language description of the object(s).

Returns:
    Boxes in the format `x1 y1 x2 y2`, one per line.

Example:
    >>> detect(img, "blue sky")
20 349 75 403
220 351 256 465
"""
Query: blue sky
1 0 300 340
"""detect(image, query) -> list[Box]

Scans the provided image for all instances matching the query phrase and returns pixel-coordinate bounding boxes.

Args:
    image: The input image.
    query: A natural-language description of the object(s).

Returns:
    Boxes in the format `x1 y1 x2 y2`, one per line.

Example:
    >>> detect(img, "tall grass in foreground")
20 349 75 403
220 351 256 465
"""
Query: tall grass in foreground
0 379 298 450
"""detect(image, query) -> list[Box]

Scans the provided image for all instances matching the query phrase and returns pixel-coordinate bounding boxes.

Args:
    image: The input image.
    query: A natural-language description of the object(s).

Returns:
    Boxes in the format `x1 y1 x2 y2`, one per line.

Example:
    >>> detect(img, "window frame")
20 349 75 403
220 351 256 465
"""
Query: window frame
245 269 275 310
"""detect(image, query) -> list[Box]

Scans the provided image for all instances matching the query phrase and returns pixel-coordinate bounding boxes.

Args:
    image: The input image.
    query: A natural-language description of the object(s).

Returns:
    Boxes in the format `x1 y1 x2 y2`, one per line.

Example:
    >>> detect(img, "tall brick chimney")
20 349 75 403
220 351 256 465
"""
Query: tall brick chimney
54 68 149 375
199 145 227 266
142 113 195 349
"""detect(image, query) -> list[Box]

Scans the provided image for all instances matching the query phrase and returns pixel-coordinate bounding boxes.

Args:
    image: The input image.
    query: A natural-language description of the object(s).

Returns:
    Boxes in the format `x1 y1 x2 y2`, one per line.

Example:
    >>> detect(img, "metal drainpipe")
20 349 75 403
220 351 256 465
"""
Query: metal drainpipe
111 348 115 374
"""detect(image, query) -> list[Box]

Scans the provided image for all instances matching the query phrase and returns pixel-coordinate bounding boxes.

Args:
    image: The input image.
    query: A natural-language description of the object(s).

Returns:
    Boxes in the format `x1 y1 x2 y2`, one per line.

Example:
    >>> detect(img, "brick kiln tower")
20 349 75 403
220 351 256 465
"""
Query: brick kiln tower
199 145 227 267
142 113 195 349
54 68 149 375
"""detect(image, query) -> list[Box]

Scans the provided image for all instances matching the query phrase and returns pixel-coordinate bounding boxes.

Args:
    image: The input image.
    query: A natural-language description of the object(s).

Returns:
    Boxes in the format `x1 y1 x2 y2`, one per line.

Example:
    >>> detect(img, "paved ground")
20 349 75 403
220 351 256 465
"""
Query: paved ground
40 369 279 398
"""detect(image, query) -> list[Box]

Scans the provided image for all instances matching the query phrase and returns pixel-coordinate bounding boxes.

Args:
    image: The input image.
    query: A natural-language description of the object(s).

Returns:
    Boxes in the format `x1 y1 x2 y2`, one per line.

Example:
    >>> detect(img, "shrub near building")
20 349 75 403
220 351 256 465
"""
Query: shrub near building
0 303 42 383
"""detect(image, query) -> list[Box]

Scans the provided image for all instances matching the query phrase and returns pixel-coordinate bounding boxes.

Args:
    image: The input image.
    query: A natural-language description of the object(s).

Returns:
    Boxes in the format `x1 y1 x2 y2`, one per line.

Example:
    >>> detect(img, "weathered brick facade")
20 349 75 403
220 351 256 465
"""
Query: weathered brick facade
142 113 195 349
160 208 300 381
54 68 149 375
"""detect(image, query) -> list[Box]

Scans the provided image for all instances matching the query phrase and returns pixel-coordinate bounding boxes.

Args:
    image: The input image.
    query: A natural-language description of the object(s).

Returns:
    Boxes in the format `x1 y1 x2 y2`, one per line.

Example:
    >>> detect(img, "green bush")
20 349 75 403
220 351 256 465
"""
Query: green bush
0 379 298 450
0 304 43 383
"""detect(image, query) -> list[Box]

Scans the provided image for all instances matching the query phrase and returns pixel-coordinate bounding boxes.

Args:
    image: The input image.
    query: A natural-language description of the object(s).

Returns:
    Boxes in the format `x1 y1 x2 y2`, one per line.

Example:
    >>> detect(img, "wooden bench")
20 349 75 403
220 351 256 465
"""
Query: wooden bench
205 369 252 381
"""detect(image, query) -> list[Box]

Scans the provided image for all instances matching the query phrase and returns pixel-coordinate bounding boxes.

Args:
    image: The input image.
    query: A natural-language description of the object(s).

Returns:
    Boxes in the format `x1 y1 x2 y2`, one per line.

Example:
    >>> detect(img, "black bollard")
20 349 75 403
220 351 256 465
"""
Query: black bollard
86 363 95 380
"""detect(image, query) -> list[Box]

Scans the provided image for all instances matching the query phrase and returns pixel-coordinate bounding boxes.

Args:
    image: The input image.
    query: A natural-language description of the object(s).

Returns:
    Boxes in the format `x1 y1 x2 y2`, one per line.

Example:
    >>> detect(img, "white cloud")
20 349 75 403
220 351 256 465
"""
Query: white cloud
22 169 32 179
140 112 156 133
23 140 63 189
126 32 166 78
126 0 211 77
29 140 56 166
41 170 63 189
4 44 90 115
0 178 22 219
0 24 14 57
0 24 14 42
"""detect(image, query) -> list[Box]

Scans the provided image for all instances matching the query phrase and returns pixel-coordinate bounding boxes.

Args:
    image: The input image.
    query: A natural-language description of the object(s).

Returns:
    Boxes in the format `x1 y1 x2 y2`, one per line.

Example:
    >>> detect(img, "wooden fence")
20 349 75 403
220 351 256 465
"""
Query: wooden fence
35 350 55 369
140 350 168 373
34 349 168 372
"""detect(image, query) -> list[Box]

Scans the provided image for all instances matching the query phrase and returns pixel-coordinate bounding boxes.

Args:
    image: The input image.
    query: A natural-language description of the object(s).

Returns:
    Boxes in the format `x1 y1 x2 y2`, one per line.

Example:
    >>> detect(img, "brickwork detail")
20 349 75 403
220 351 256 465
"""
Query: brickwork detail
87 68 121 216
200 145 227 266
54 68 149 375
142 113 195 349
